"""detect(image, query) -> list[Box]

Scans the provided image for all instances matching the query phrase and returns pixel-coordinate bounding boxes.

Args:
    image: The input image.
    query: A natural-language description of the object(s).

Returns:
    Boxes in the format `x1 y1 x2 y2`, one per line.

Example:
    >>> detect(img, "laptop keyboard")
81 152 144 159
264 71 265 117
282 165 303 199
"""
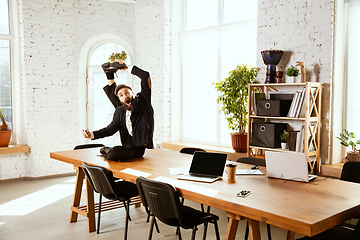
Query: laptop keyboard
190 173 217 179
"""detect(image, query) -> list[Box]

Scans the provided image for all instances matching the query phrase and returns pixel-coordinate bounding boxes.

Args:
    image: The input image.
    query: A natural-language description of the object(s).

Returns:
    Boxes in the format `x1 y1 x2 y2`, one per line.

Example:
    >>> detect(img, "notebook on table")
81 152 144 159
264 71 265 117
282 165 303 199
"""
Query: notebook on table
177 151 227 183
265 151 316 182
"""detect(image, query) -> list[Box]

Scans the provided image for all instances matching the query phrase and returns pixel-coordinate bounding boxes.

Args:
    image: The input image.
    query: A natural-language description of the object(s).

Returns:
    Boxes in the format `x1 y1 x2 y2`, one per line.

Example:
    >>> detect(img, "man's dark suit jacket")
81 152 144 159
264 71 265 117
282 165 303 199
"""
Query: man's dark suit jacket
93 65 154 149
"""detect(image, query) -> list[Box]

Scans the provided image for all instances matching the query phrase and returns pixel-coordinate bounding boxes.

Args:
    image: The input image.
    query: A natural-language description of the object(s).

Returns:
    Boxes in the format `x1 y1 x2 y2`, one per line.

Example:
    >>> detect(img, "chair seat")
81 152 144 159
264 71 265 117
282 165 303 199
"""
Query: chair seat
104 180 139 202
181 206 219 229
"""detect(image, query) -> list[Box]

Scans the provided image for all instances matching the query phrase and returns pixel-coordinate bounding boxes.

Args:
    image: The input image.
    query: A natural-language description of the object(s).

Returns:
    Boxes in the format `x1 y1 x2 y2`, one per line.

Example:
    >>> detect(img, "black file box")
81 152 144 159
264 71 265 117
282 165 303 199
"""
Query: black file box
251 122 288 148
256 100 292 117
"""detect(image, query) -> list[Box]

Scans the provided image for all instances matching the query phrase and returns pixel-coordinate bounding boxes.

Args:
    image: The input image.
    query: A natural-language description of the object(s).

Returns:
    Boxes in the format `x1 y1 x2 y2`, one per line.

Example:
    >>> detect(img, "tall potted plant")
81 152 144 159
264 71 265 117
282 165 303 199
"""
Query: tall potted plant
0 109 12 147
214 64 257 152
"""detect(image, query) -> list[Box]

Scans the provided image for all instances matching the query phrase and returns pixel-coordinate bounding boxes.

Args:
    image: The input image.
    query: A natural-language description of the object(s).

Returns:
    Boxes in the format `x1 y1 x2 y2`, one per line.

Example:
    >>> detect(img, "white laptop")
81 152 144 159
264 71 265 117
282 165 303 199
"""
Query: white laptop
177 152 227 183
265 151 316 182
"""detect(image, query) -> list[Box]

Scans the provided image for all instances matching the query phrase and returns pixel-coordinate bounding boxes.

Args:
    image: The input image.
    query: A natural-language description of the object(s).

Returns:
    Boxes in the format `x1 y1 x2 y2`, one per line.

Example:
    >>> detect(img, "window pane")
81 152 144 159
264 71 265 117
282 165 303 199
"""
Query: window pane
0 0 9 35
186 0 218 31
90 43 130 65
182 31 218 143
219 22 257 144
224 0 257 24
346 6 360 140
0 39 12 130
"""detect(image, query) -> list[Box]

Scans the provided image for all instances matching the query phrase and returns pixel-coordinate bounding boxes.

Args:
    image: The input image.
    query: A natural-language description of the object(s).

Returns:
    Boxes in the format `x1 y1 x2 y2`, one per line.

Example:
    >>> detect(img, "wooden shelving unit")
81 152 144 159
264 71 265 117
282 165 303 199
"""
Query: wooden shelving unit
247 82 322 174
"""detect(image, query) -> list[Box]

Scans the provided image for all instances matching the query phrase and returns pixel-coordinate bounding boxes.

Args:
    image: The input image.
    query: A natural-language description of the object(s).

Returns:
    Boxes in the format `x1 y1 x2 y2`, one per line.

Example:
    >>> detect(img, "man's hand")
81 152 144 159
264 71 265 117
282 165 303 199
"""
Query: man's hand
82 130 91 139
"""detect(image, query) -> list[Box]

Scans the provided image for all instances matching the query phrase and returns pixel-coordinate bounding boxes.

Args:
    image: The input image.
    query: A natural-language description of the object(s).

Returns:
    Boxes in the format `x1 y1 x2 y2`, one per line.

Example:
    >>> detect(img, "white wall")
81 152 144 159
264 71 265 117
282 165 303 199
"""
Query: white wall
0 0 337 180
0 0 171 180
257 0 335 165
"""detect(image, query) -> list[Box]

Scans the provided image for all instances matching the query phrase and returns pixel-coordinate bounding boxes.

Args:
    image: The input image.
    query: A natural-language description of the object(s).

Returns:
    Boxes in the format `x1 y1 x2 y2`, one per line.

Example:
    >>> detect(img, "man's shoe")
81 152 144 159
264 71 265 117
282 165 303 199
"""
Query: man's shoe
110 62 127 71
100 146 111 155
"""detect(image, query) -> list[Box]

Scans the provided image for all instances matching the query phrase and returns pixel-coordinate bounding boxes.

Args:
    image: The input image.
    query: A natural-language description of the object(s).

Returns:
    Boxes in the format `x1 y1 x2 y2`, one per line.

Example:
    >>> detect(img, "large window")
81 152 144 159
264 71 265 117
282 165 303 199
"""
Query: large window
0 0 13 135
179 0 257 146
87 42 132 147
345 0 360 139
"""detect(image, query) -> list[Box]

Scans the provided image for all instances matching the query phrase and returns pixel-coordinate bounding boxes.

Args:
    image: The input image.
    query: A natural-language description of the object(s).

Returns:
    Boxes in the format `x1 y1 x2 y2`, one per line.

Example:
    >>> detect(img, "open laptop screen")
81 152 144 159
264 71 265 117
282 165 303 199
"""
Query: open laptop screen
189 152 227 177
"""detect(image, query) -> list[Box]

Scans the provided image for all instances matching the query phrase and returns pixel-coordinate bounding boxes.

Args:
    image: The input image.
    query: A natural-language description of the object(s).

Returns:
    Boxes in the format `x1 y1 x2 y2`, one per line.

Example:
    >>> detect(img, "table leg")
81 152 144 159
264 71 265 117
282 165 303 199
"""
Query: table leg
286 230 295 240
225 212 247 240
70 166 84 223
248 219 261 240
85 176 96 233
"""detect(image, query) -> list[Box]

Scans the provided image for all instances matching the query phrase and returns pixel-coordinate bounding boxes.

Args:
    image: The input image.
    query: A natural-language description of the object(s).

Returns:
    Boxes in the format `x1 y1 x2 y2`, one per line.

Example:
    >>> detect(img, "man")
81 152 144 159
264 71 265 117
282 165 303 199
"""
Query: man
83 62 154 161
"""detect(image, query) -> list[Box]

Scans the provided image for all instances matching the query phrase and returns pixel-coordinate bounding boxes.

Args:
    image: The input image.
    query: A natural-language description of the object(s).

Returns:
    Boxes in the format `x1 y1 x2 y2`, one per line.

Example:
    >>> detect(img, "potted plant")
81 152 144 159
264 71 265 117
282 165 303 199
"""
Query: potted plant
280 130 289 149
214 64 257 152
108 50 127 63
285 65 300 83
337 129 360 161
0 109 12 147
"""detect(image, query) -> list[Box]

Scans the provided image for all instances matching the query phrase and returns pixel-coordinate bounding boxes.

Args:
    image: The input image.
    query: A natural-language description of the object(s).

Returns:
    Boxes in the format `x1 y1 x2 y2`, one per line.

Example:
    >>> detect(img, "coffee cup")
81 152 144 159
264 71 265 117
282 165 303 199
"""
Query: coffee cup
226 163 237 182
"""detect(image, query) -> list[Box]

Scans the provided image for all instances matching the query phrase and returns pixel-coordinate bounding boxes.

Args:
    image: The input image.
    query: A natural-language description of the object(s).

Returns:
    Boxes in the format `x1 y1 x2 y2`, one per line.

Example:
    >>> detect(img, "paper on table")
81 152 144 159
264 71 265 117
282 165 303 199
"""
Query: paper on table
236 169 264 175
169 167 188 175
120 168 151 177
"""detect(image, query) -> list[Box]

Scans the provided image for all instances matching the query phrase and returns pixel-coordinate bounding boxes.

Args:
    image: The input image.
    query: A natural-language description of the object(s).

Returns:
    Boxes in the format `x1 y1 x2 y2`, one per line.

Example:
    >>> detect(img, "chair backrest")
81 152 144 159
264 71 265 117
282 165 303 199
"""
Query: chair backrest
236 157 266 167
351 215 360 240
74 144 105 150
136 176 184 227
82 162 117 200
180 147 206 155
341 161 360 184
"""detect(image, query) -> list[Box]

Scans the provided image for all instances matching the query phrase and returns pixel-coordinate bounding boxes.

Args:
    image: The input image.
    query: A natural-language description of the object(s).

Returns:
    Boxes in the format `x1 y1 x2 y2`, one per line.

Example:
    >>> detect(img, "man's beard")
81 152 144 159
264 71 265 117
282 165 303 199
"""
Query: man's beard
121 97 133 111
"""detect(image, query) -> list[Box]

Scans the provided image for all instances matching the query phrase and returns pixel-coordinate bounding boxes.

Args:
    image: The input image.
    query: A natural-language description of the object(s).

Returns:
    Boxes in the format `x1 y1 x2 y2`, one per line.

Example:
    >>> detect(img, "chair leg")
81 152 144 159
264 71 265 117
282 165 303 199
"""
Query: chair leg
123 201 132 221
124 200 130 240
154 218 160 233
177 226 182 240
213 220 221 240
97 194 102 234
148 215 155 240
191 225 197 240
202 206 211 240
244 221 249 240
266 223 272 240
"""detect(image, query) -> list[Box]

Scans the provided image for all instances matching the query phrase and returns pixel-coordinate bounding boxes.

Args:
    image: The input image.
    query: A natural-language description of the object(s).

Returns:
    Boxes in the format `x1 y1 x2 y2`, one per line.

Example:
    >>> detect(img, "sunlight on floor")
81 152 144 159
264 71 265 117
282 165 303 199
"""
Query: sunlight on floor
0 177 77 216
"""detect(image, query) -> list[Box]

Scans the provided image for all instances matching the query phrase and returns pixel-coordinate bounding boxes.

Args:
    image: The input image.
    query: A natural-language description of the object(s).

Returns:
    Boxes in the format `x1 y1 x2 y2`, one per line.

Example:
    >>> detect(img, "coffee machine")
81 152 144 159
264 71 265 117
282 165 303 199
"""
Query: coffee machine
261 50 284 83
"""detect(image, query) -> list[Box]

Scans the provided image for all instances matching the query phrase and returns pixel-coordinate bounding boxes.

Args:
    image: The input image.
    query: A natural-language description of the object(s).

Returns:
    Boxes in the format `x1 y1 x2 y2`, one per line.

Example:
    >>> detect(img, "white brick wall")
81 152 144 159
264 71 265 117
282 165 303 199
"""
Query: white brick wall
0 0 335 180
257 0 334 164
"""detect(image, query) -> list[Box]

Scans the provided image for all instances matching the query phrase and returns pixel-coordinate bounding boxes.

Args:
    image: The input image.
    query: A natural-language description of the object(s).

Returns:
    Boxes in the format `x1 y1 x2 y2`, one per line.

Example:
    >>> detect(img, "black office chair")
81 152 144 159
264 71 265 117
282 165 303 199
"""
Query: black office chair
296 216 360 240
340 161 360 184
136 176 220 240
236 157 266 167
236 157 272 240
81 162 139 239
180 147 206 155
74 143 105 150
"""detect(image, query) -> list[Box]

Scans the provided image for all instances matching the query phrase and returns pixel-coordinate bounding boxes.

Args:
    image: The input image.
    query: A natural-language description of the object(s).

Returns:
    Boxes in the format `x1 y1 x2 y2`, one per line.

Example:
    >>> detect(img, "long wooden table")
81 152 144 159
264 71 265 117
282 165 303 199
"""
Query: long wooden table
50 148 360 240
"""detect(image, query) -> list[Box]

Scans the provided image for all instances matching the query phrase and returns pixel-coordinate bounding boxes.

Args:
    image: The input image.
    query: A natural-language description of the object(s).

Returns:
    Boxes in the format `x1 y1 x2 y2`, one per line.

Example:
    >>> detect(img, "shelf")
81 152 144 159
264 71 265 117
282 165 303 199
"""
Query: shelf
250 115 318 121
247 82 322 174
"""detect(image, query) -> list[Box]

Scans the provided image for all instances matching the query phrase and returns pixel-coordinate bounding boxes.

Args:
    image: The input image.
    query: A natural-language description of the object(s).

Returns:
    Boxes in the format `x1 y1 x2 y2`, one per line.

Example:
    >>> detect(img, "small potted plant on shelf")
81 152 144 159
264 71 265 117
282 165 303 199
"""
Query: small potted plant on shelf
337 129 360 161
280 130 289 149
214 64 258 152
285 65 300 83
0 109 12 147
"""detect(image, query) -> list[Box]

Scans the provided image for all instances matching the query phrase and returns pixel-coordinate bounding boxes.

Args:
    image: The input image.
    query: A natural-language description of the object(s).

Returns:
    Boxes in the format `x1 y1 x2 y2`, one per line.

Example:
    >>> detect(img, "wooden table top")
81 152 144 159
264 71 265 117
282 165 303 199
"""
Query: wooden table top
50 148 360 237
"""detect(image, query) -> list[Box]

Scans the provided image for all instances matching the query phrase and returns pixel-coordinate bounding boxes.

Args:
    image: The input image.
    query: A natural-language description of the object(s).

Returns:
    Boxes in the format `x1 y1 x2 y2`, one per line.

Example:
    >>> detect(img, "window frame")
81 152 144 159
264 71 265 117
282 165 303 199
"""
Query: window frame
0 0 20 144
171 0 257 147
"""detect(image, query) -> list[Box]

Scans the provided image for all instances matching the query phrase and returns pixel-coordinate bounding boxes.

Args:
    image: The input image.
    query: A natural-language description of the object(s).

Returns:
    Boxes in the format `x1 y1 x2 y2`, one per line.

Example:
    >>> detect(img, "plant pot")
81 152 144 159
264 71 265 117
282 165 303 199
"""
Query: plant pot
345 150 360 162
231 133 247 153
286 76 298 83
281 142 287 149
0 130 12 147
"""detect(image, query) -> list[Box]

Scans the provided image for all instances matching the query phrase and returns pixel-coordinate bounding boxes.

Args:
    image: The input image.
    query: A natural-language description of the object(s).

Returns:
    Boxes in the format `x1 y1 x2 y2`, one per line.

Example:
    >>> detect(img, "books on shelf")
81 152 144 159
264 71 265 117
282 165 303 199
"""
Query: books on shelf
287 87 306 118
